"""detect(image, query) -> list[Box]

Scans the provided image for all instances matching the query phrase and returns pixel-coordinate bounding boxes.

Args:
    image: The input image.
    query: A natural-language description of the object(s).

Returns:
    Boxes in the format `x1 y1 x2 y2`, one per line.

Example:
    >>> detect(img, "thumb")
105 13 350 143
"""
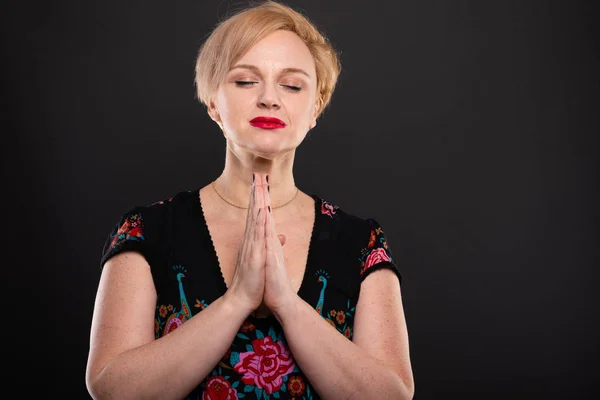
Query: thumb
278 234 286 246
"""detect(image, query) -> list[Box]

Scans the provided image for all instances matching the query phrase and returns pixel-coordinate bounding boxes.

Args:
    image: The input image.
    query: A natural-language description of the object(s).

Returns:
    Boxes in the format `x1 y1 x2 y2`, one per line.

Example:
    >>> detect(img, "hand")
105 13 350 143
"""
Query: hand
262 179 297 318
223 173 268 314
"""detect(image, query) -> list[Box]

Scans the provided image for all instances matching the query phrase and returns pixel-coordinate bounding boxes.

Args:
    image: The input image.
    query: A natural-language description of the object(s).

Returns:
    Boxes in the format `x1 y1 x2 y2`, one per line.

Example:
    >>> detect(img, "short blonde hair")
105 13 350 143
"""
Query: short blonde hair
194 0 341 118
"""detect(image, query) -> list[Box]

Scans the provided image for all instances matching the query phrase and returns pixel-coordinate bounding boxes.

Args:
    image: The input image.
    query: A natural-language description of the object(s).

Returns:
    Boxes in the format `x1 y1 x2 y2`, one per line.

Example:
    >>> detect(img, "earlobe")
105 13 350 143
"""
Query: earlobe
208 101 221 123
312 97 321 120
309 101 319 129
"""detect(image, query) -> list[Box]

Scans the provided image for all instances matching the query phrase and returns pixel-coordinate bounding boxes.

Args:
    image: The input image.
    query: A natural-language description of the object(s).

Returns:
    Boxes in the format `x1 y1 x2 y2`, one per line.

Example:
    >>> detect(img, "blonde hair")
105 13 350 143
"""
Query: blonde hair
194 0 341 118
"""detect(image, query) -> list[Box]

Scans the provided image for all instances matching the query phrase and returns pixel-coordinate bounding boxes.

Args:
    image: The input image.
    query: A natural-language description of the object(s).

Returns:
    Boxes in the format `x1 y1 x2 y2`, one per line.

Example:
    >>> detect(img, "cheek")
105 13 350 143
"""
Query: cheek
219 92 250 122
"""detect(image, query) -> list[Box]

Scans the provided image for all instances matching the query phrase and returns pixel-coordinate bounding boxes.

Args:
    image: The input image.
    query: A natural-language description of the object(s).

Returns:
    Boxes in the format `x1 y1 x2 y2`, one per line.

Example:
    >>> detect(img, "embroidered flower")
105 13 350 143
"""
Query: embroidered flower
158 305 168 318
287 376 306 396
320 200 338 218
202 375 238 400
109 213 144 249
195 299 208 309
233 336 295 394
241 321 256 333
362 248 392 275
368 229 376 248
344 327 352 339
329 310 337 317
336 311 346 325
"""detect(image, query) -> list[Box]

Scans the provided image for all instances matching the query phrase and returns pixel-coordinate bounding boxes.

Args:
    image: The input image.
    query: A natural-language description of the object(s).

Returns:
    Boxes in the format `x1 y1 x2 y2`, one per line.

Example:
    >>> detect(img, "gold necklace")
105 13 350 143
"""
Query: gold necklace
211 180 299 210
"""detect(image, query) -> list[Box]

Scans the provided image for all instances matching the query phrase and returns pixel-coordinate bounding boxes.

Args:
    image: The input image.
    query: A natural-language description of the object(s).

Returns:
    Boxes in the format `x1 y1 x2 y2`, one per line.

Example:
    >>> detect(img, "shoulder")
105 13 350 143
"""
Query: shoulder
312 193 400 282
133 187 199 220
314 194 383 237
101 188 198 261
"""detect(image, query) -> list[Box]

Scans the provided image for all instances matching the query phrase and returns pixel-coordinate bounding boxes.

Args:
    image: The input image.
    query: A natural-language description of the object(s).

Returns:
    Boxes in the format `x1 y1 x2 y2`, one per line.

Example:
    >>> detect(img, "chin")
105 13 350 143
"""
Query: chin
248 133 286 150
252 145 285 159
230 130 298 156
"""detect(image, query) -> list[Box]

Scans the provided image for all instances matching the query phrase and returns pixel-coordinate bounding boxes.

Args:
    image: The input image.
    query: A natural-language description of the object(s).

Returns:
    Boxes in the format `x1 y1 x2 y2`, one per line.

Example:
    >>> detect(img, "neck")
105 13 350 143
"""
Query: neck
214 144 298 210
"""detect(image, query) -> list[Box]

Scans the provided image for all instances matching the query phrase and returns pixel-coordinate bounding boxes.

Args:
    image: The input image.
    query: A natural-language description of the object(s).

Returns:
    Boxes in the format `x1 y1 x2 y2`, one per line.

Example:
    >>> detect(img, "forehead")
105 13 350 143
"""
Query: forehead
235 30 316 76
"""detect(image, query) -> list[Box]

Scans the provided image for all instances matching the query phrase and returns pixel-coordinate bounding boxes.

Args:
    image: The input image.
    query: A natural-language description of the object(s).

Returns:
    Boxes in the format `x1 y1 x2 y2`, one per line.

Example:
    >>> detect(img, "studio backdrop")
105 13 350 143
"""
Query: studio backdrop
2 0 597 398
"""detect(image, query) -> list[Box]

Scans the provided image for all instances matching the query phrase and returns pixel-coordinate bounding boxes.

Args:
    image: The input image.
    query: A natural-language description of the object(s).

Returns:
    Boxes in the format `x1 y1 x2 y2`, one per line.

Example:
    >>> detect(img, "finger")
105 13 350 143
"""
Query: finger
265 174 272 218
265 204 272 245
269 195 277 240
259 173 268 215
256 173 266 211
264 178 276 241
255 206 265 243
244 173 256 233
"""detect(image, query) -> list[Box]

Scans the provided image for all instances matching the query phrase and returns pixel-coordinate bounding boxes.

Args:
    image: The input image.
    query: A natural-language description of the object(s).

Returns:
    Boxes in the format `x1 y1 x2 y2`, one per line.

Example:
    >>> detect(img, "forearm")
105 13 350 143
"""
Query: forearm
90 295 249 400
275 296 412 400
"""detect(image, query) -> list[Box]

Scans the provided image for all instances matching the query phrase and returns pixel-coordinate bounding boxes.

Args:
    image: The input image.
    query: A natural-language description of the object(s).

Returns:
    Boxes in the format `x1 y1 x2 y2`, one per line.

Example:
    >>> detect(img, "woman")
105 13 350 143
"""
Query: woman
85 1 414 399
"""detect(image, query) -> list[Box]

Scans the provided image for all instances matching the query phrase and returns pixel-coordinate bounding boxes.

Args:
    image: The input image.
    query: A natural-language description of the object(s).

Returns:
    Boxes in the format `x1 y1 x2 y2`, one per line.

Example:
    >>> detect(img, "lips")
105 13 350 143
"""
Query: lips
249 116 286 129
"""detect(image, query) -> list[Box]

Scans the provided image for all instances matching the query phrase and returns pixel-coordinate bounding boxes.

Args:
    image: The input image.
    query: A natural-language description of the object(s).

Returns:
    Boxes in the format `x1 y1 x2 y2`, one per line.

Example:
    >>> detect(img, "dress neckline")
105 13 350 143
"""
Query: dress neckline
193 188 321 319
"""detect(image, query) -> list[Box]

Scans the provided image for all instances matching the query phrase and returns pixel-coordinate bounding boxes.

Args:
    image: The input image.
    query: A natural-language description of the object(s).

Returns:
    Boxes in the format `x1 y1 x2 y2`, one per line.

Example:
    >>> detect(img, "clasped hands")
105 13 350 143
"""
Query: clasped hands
225 173 296 319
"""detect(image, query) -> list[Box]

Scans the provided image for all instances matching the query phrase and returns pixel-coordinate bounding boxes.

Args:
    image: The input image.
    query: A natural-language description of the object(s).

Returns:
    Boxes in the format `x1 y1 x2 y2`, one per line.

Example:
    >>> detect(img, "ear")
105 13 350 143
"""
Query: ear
207 100 222 123
207 101 226 135
308 97 321 130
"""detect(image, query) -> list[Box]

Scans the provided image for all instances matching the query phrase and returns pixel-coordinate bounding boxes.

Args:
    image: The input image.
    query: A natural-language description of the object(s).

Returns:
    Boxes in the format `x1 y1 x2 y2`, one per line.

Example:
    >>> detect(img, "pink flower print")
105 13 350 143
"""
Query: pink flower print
362 247 391 275
233 336 296 394
321 200 338 218
109 214 144 249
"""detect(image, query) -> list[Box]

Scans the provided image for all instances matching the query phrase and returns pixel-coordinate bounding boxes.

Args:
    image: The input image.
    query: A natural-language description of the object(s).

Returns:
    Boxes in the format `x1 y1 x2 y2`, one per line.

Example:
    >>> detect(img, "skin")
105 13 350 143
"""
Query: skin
86 30 414 399
206 29 319 215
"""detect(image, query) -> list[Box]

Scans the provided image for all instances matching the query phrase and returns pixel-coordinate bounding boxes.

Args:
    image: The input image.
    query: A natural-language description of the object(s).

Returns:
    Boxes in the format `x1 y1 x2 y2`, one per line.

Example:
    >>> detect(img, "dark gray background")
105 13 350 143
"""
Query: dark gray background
2 0 598 398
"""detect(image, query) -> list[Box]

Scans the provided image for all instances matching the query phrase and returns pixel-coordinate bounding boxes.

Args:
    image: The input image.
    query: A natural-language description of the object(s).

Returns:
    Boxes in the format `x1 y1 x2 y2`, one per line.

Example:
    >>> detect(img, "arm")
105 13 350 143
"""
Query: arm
85 251 251 400
274 268 414 400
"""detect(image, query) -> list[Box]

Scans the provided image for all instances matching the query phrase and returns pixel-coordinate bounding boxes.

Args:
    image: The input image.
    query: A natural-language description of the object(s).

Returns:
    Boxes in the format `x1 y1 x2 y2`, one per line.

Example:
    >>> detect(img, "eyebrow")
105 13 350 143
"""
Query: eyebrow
230 64 311 78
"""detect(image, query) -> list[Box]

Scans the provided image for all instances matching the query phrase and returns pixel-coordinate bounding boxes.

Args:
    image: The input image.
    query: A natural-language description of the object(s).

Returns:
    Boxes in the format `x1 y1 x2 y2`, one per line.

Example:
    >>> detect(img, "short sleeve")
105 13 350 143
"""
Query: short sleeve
100 206 153 269
359 218 403 286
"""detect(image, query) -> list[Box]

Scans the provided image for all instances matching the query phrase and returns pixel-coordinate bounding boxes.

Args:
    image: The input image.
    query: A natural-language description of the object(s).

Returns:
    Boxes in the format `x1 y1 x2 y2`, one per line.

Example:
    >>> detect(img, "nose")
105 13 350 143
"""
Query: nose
257 83 281 110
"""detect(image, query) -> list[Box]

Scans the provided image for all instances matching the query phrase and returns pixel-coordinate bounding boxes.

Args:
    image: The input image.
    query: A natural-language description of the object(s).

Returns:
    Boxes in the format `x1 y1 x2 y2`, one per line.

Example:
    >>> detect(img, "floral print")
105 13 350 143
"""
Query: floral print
320 200 338 218
234 336 295 394
155 302 189 338
286 376 306 396
203 376 239 400
323 299 356 340
225 325 303 399
359 219 394 278
101 190 402 399
109 213 144 249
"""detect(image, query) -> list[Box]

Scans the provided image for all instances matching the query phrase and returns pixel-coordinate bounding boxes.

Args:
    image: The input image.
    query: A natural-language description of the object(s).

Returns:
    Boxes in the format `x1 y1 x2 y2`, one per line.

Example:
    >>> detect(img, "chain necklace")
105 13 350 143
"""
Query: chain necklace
211 180 299 210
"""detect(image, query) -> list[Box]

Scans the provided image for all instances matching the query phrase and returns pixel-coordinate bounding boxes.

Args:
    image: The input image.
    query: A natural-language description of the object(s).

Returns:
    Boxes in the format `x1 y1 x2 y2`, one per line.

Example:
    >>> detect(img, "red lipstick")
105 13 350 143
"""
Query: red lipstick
249 116 286 129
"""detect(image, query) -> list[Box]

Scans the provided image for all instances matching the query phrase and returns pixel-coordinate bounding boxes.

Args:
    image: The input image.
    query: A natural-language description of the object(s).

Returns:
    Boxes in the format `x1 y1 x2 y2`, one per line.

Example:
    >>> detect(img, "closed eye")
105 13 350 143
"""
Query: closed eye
282 85 302 92
235 81 256 87
234 81 302 92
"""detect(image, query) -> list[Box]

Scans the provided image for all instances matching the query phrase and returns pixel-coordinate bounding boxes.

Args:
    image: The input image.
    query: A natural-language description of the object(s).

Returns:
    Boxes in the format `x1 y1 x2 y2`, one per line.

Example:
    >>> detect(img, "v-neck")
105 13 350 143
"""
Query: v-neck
194 188 321 308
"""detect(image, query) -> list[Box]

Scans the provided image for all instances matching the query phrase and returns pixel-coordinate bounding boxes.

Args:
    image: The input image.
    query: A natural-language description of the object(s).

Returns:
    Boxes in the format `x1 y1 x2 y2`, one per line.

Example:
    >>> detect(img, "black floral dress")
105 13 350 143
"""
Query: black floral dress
100 187 402 400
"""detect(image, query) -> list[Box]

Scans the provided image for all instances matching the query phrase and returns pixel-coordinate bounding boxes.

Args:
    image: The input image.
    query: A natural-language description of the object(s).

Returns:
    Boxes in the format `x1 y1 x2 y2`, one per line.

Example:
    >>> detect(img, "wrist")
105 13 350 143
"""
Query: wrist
222 291 256 318
272 293 302 326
